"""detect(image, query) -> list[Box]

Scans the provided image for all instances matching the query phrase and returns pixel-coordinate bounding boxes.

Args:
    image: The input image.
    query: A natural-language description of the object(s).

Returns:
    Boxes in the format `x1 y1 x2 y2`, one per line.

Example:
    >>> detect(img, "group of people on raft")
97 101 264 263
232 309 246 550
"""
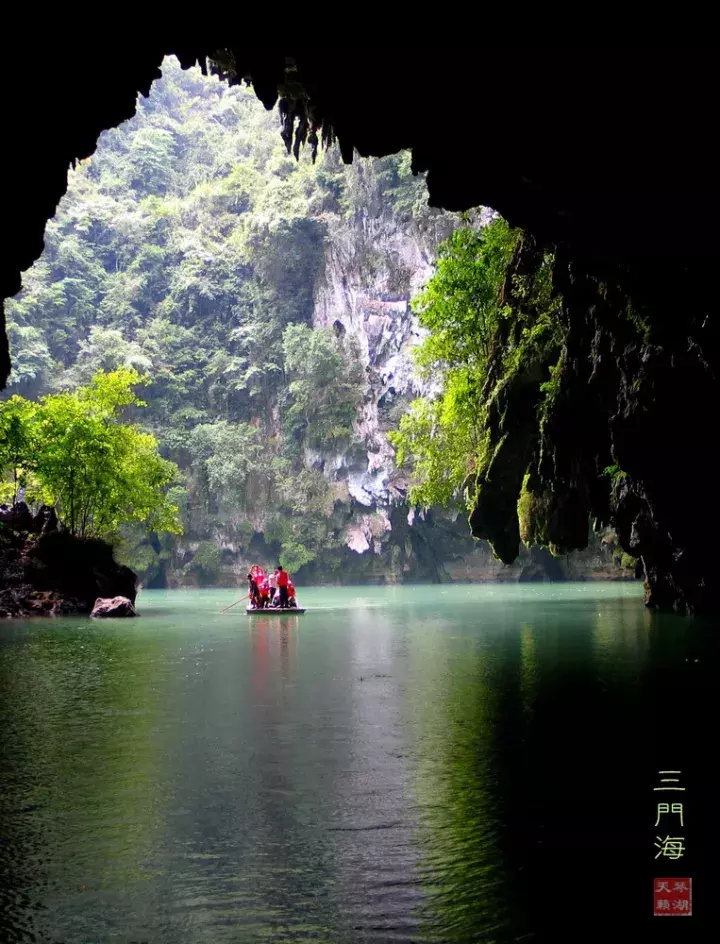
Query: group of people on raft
247 564 298 609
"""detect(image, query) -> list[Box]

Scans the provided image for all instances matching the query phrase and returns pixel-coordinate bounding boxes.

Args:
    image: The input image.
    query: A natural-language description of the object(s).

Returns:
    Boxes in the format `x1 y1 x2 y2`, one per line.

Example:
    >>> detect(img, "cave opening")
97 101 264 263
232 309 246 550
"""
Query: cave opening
1 41 718 944
0 55 479 589
1 45 718 613
3 55 639 592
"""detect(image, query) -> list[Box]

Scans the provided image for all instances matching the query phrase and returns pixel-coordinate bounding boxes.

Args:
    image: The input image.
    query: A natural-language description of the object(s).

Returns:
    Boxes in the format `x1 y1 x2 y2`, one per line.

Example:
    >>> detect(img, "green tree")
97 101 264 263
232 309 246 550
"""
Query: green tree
5 319 53 391
412 221 519 374
390 221 520 507
0 395 39 504
187 540 222 585
65 325 153 386
187 420 263 509
0 369 182 539
127 127 178 195
283 324 364 448
3 55 458 581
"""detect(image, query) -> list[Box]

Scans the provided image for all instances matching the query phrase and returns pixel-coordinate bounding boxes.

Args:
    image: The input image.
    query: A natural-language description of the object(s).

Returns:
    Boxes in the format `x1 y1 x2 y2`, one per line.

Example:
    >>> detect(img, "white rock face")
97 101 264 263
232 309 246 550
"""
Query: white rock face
346 524 371 553
345 509 392 555
309 207 494 553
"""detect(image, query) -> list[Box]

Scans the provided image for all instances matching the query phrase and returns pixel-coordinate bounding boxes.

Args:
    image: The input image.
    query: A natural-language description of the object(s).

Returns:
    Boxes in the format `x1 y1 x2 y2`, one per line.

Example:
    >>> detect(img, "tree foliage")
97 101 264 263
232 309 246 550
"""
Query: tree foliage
390 221 521 507
3 56 457 581
0 396 39 505
412 222 520 372
0 369 182 539
391 218 567 568
283 325 365 448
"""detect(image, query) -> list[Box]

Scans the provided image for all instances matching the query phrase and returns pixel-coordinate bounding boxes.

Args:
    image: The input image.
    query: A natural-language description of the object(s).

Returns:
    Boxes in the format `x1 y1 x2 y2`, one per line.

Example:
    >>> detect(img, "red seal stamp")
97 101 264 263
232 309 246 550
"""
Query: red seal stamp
654 878 691 916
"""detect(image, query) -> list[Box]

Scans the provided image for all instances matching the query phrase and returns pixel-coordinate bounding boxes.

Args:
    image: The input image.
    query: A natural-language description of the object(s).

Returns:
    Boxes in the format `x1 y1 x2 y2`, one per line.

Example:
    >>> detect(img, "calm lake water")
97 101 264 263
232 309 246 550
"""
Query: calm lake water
0 584 715 943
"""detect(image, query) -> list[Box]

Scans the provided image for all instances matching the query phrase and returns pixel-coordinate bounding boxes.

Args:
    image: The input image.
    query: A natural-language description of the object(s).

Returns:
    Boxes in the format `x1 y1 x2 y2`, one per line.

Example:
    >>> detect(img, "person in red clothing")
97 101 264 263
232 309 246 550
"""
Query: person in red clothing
276 564 290 608
248 565 267 608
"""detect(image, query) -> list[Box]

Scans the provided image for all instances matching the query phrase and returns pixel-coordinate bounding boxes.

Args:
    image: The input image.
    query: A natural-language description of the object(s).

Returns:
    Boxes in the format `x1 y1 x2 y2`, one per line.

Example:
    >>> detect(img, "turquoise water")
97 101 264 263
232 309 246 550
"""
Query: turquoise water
0 583 714 942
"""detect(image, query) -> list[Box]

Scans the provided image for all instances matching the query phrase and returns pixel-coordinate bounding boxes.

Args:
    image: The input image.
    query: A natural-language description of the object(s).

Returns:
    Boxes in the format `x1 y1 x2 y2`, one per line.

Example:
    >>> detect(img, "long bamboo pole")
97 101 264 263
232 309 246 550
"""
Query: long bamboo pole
220 592 250 614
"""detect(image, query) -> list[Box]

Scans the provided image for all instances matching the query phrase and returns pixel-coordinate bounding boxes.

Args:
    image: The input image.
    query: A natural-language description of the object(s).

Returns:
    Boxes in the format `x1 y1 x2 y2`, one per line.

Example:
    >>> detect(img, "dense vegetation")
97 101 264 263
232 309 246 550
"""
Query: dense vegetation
0 369 180 538
391 221 642 572
391 222 524 507
392 220 562 512
3 56 448 584
4 57 634 585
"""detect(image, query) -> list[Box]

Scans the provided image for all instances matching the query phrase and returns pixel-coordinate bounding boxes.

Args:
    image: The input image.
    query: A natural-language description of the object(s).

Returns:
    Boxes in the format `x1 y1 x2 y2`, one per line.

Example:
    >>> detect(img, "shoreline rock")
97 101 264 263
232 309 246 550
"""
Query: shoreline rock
0 503 137 619
90 596 137 618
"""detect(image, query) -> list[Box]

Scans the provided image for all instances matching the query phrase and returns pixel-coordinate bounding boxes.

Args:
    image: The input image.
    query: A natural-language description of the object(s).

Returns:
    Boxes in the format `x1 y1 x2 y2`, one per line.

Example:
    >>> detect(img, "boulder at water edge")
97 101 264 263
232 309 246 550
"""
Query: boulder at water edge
0 503 138 618
90 596 137 618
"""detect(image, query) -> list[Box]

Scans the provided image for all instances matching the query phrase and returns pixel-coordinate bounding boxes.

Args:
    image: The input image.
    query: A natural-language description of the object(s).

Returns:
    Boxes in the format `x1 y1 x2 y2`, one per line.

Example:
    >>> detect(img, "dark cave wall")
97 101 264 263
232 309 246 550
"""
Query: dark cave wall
1 40 718 613
4 43 719 324
563 253 717 616
469 240 717 614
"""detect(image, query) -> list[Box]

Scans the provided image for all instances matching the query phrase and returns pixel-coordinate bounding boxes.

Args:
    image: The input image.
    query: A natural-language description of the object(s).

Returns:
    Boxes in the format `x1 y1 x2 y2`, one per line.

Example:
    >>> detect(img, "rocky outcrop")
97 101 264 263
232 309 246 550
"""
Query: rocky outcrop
0 503 137 618
465 240 716 615
25 531 137 606
0 501 58 535
90 596 137 618
304 199 471 559
311 208 454 511
0 584 87 618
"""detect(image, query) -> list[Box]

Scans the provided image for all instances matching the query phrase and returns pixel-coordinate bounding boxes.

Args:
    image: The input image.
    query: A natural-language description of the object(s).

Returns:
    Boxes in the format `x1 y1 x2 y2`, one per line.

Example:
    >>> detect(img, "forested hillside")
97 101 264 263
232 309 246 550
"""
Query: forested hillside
5 56 631 586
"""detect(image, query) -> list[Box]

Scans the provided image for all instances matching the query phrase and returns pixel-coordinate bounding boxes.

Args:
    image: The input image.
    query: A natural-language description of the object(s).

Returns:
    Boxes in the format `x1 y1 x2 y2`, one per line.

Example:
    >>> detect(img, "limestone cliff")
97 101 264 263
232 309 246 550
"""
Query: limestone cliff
310 199 478 510
0 53 637 590
196 201 635 587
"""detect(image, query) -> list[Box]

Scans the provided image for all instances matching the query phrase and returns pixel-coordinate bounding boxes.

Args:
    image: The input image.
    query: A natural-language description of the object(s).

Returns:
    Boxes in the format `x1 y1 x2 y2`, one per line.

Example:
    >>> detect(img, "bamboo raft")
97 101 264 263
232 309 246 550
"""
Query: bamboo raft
246 607 306 615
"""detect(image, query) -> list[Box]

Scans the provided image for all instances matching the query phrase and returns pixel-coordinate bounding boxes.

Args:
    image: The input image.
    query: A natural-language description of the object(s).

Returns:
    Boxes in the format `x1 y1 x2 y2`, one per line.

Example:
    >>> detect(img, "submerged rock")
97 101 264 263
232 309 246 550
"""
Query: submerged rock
90 596 137 618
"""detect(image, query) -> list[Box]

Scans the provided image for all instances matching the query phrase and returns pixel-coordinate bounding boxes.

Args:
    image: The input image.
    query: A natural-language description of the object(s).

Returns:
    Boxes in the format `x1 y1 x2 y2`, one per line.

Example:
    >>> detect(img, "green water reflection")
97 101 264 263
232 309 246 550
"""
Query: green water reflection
2 583 708 942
